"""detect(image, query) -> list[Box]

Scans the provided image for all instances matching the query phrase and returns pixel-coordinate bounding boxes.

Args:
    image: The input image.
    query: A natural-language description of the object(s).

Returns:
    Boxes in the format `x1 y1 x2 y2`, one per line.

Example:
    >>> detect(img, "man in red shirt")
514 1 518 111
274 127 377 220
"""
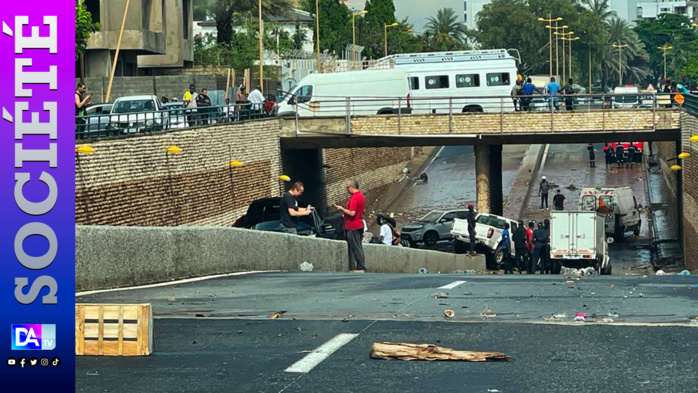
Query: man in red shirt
335 180 366 272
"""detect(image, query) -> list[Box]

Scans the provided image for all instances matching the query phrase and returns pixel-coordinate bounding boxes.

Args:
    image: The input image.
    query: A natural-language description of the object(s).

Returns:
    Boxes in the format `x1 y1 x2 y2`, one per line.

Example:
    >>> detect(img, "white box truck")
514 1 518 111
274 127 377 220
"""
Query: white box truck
550 211 612 275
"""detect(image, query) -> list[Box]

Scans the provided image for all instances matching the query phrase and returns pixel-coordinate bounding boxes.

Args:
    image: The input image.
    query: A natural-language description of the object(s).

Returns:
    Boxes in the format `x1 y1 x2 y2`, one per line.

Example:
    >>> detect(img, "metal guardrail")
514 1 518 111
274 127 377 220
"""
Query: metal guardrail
685 93 698 117
75 102 274 140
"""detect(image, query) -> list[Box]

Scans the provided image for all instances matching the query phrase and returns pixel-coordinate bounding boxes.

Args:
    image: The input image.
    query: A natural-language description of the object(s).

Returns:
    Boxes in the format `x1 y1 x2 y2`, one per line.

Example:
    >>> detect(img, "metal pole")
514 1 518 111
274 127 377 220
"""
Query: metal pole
448 97 452 133
105 0 131 102
548 13 552 79
315 0 321 72
397 97 402 135
663 49 667 79
554 20 559 78
258 0 264 94
569 37 572 80
619 46 622 85
346 97 351 134
561 28 566 83
588 44 592 93
352 13 356 65
384 25 388 57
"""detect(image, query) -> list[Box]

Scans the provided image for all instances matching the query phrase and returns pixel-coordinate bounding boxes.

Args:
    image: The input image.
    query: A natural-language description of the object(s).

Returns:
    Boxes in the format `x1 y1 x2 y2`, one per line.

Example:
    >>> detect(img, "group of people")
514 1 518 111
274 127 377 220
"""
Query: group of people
234 85 277 117
601 142 640 169
280 180 368 273
500 219 555 274
538 176 568 211
512 76 577 112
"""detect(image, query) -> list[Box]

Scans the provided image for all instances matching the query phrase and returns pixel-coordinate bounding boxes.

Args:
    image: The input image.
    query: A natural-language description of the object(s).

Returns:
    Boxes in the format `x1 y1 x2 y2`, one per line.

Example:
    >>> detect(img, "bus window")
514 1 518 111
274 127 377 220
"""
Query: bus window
486 72 510 86
456 74 480 88
409 77 420 90
425 75 449 89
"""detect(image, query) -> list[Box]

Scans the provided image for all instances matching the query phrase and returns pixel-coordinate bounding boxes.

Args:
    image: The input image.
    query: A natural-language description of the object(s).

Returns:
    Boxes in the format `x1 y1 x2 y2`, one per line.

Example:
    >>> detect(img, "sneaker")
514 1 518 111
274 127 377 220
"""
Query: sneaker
470 252 477 257
350 269 365 273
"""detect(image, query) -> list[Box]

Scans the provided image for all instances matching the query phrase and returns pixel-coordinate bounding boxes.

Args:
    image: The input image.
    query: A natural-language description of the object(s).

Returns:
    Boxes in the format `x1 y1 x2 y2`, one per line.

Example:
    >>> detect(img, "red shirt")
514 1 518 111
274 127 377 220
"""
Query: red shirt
525 228 534 252
343 191 365 231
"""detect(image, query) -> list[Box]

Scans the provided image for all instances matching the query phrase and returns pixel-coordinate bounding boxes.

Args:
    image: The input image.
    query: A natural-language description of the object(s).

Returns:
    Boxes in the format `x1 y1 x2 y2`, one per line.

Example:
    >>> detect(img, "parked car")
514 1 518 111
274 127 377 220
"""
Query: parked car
400 210 468 247
452 212 520 270
82 103 113 137
108 95 169 134
232 197 344 240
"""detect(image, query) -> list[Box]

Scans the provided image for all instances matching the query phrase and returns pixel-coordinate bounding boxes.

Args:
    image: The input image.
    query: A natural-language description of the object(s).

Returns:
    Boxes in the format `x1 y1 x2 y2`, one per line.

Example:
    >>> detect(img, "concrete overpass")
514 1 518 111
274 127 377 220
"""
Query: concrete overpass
279 109 682 215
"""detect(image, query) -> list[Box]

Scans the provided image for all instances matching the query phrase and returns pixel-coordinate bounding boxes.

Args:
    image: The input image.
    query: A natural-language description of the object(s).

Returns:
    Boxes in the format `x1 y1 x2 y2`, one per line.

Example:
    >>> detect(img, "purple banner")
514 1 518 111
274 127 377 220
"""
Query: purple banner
0 3 75 390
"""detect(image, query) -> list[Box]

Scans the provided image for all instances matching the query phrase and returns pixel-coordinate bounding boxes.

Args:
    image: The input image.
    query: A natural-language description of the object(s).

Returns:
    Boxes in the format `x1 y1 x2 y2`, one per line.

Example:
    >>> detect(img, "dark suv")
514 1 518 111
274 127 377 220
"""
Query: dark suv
232 197 344 240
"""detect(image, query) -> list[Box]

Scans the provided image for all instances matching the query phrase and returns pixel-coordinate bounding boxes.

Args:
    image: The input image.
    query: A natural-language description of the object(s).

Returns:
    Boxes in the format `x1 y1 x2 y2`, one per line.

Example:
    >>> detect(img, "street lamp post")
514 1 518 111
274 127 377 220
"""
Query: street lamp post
612 42 628 86
258 0 264 94
554 29 573 82
561 36 579 81
315 0 323 72
384 22 399 57
352 10 368 66
658 44 673 80
538 15 563 79
548 24 569 77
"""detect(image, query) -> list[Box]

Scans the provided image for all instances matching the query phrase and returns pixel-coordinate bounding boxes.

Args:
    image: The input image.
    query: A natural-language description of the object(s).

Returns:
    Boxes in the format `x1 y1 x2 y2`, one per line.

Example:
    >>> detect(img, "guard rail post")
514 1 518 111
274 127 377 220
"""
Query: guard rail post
398 97 402 135
602 94 606 132
499 97 504 133
448 97 453 133
294 99 299 136
345 97 351 135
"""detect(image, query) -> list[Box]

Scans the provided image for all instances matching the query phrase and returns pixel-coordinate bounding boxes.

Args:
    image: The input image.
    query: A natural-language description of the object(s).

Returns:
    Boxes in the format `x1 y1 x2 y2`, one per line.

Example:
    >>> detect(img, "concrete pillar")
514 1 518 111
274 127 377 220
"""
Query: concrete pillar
489 144 503 216
475 145 490 213
280 149 325 213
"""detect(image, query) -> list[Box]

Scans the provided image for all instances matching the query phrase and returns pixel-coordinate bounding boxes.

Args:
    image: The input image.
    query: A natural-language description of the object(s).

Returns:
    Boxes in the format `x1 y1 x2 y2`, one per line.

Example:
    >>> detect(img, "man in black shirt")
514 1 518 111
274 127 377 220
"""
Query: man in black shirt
513 220 528 274
531 222 549 274
552 189 566 211
465 204 477 256
279 181 314 234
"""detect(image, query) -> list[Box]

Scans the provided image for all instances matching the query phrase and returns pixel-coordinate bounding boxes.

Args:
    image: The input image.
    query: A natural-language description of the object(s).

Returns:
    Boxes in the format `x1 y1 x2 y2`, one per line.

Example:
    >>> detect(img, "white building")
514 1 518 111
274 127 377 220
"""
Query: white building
636 0 696 20
463 0 491 31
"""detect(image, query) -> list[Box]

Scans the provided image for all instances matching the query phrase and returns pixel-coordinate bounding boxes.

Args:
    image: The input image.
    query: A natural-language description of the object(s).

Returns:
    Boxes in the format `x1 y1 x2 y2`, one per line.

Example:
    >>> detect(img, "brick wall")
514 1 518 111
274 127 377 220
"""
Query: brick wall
76 75 218 104
76 120 411 227
323 147 412 213
678 113 698 270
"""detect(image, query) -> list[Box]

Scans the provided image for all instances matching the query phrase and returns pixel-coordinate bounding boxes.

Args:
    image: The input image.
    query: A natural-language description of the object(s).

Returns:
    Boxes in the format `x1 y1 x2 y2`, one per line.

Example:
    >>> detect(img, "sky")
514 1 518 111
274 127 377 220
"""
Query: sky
344 0 465 34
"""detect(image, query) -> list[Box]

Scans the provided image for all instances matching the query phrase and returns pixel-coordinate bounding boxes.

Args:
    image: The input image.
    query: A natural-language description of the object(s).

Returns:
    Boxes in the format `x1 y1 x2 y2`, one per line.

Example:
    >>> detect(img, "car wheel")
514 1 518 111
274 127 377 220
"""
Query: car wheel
423 231 439 247
494 246 504 269
400 238 411 248
601 261 612 275
454 240 469 254
408 241 418 248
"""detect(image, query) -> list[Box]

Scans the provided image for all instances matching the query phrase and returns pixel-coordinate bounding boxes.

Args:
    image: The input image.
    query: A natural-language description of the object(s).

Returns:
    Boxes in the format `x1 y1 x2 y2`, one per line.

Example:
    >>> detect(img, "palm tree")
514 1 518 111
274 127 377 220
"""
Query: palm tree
581 0 616 21
210 0 293 45
425 8 469 44
604 18 649 86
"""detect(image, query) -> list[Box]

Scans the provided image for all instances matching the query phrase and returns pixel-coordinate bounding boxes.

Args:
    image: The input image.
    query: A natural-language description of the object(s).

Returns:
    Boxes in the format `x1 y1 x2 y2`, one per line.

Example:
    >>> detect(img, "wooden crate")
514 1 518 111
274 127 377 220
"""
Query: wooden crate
75 304 153 356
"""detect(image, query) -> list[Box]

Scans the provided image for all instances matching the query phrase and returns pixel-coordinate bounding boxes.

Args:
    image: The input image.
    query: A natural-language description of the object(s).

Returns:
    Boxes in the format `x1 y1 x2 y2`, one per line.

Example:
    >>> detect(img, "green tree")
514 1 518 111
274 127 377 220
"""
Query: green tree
424 8 468 44
605 17 649 87
362 0 397 58
301 0 352 56
580 0 616 21
75 0 100 61
209 0 293 45
634 13 698 81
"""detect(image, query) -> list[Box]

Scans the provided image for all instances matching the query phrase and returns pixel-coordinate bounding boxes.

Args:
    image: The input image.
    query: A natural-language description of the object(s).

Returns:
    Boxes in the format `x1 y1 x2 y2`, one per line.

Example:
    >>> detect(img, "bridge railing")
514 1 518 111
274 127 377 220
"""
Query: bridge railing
289 92 677 135
74 102 275 140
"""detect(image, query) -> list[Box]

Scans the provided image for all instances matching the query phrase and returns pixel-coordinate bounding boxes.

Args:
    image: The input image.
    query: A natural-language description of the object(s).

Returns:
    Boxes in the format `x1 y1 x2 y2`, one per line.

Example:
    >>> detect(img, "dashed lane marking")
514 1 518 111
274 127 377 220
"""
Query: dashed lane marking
439 280 467 289
284 333 359 373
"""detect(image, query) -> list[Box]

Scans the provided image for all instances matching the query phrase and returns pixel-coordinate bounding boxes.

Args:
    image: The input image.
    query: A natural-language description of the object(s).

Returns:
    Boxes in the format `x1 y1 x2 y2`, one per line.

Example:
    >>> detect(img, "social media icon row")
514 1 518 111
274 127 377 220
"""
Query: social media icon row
7 357 59 368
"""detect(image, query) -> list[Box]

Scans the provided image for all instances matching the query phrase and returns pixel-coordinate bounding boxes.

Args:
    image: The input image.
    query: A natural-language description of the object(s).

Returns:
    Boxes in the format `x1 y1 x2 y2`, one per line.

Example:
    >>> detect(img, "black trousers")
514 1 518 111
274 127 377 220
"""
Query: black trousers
540 193 549 209
514 247 527 272
469 232 476 254
346 229 366 271
543 245 552 274
531 245 545 274
503 250 513 273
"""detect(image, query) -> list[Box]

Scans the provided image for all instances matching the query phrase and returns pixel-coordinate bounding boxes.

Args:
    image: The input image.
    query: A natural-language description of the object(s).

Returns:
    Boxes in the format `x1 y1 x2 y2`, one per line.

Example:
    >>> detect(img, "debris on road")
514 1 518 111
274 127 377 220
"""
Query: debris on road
299 262 314 272
480 305 496 318
167 296 176 302
432 292 449 299
561 267 597 276
607 312 620 318
444 309 455 318
268 311 287 319
677 270 691 276
342 314 354 322
419 268 428 274
545 313 567 321
299 350 314 353
574 313 587 322
369 342 512 362
599 318 615 323
656 270 666 275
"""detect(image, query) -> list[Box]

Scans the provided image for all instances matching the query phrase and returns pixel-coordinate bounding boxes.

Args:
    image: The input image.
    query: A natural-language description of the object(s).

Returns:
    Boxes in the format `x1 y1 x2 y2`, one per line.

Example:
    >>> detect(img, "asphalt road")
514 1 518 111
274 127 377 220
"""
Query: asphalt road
76 272 698 393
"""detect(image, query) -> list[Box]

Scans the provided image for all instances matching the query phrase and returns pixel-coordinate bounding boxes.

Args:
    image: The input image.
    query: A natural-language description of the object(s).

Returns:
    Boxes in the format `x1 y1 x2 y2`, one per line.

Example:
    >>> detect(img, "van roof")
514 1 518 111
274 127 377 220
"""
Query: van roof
580 186 632 191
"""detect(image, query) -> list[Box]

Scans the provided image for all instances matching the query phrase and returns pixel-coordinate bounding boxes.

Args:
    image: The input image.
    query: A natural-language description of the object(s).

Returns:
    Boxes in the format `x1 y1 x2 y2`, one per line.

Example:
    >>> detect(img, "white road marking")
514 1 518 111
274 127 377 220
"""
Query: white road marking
425 146 446 170
439 280 466 289
75 270 278 297
284 333 359 373
539 144 550 173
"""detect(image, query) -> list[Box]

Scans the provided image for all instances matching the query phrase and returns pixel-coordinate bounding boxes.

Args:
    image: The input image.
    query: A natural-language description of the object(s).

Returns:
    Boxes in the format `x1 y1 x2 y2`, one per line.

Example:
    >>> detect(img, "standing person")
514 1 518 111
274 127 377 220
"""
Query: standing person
531 222 548 274
235 85 249 116
511 79 522 111
588 143 596 168
465 204 477 256
502 223 513 274
539 176 550 210
513 220 528 274
526 221 535 268
615 142 625 169
546 76 561 111
196 88 212 125
75 82 92 137
521 77 538 111
543 219 552 274
335 180 366 272
563 78 575 111
183 84 198 127
377 216 393 246
552 189 567 211
279 182 315 234
604 143 614 169
264 94 276 116
627 143 638 168
248 86 265 114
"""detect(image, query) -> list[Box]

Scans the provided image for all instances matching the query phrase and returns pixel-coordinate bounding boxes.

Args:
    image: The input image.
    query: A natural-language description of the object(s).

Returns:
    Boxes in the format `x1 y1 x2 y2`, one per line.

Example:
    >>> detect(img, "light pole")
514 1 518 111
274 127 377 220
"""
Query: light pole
538 15 563 79
352 10 368 65
658 44 673 80
315 0 324 72
588 43 592 93
554 29 573 82
561 36 579 81
258 0 264 94
547 24 567 77
612 42 628 86
384 22 399 57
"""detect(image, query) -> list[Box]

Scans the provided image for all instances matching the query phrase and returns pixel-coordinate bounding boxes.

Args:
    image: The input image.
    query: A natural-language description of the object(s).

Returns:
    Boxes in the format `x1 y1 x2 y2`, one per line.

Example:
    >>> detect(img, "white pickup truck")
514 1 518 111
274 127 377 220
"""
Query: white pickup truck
452 213 520 270
550 211 612 275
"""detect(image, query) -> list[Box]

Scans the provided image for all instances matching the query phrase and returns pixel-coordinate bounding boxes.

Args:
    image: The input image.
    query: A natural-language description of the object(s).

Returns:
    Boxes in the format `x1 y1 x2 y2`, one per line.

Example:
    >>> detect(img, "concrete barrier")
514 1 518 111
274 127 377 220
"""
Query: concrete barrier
76 226 485 291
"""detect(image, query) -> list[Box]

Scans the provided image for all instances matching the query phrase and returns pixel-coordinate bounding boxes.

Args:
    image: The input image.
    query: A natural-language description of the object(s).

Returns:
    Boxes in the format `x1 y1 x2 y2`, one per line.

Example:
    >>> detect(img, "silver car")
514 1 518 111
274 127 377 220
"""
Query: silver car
400 209 469 247
108 95 169 134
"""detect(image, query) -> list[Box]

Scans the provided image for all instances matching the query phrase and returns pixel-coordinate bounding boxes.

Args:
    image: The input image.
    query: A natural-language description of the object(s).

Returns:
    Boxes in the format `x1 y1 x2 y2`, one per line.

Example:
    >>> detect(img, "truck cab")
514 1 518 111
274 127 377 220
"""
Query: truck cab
452 212 520 270
577 186 641 240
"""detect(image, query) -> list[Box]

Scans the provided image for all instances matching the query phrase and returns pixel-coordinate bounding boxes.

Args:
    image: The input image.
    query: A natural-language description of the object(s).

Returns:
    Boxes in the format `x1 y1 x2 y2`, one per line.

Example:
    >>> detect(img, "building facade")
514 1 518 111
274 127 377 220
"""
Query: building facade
81 0 194 78
636 0 697 20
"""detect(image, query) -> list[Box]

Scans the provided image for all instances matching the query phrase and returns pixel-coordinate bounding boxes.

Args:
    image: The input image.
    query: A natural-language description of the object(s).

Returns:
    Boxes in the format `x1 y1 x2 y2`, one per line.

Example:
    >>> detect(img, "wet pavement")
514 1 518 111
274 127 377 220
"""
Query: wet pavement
76 272 698 393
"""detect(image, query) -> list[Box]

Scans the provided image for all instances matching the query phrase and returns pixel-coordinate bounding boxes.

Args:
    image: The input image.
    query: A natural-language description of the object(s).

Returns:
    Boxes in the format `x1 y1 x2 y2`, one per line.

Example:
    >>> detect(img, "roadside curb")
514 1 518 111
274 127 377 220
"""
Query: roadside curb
503 144 546 220
381 146 441 215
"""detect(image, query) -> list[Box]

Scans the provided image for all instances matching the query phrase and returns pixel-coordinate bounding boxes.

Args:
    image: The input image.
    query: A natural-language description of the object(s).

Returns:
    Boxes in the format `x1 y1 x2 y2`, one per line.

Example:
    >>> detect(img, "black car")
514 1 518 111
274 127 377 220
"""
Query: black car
232 197 344 240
